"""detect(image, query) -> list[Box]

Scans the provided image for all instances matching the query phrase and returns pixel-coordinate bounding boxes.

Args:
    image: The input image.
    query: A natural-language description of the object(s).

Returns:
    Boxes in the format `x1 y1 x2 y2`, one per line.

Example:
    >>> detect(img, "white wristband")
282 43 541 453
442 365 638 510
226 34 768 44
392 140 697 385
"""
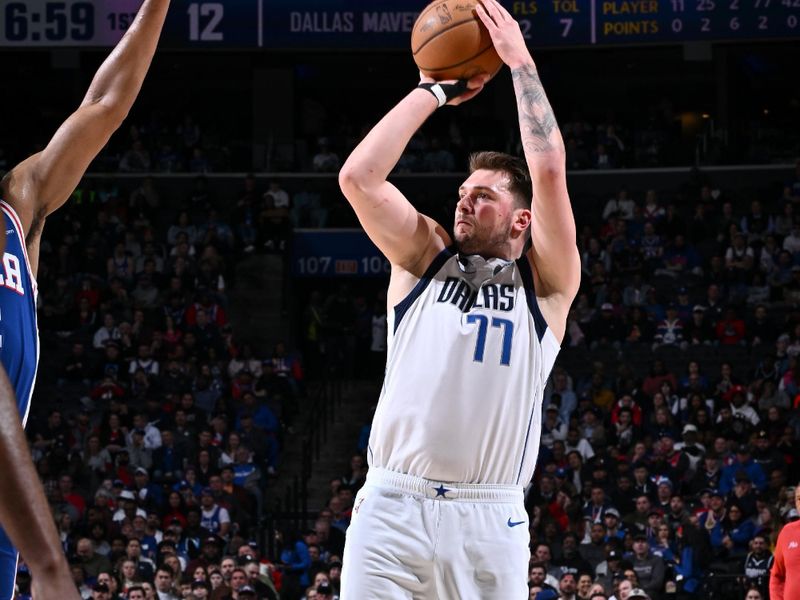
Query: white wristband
428 83 447 107
417 80 468 108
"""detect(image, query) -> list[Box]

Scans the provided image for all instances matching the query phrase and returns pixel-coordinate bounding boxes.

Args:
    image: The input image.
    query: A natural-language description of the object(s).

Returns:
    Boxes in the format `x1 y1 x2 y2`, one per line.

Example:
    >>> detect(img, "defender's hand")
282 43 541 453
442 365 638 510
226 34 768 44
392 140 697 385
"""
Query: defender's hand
476 0 533 69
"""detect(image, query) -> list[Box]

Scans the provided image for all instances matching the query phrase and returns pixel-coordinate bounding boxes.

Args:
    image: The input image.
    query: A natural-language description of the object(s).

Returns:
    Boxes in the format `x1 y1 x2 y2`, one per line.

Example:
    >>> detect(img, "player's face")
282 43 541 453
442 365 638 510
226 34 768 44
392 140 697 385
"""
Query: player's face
454 169 524 256
794 486 800 513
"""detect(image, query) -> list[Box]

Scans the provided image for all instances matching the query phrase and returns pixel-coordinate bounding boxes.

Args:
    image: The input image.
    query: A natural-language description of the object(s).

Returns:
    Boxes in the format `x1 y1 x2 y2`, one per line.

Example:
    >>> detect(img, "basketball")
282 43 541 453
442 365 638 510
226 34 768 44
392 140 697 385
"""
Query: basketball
412 0 503 81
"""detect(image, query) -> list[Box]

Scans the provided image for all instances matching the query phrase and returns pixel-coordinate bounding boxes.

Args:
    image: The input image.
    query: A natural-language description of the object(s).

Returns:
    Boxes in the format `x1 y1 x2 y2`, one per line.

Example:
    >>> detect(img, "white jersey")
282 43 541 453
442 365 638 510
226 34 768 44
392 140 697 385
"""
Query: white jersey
369 249 560 485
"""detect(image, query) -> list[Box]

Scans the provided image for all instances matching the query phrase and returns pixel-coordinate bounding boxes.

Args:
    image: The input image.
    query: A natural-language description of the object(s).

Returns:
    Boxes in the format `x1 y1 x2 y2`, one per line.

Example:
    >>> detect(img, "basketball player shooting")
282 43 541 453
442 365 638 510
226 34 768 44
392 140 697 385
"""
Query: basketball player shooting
338 0 580 597
0 1 170 598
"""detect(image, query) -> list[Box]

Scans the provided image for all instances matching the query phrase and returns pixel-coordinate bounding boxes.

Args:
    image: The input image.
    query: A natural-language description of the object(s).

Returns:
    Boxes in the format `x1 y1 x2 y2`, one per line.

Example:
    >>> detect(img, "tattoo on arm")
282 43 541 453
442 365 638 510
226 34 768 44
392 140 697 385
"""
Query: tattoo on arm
511 65 563 155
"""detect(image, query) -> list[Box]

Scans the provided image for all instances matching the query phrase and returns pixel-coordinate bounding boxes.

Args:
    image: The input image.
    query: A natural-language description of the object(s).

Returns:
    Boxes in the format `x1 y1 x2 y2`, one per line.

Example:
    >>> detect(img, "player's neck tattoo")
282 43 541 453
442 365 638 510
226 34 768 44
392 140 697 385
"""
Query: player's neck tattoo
510 65 562 155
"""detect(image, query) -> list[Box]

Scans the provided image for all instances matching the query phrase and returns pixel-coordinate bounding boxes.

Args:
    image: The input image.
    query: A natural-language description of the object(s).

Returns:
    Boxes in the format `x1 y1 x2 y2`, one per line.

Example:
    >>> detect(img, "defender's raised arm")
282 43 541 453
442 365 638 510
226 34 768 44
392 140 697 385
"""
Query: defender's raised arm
0 2 170 598
2 0 171 245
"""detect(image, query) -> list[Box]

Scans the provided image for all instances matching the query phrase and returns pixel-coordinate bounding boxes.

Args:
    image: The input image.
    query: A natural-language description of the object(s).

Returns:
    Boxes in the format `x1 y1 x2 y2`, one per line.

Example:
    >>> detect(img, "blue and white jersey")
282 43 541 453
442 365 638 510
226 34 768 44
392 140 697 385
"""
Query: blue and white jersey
0 200 38 427
369 248 560 486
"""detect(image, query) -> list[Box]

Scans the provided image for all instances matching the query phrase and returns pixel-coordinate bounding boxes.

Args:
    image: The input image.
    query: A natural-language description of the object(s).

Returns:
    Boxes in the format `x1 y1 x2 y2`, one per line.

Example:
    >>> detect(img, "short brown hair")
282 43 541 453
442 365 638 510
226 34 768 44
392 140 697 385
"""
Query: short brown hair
468 151 532 211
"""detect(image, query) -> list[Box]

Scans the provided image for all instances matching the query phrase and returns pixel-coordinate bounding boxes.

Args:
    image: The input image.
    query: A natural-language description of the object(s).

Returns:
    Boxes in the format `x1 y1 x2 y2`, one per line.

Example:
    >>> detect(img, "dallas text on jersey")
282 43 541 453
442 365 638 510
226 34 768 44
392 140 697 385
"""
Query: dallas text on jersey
436 277 515 313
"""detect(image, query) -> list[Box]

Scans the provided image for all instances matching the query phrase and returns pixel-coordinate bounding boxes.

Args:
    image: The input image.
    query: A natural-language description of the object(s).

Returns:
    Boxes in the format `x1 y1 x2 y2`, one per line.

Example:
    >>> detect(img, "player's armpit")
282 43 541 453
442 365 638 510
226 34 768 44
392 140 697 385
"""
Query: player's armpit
338 175 449 276
8 102 126 223
523 253 577 344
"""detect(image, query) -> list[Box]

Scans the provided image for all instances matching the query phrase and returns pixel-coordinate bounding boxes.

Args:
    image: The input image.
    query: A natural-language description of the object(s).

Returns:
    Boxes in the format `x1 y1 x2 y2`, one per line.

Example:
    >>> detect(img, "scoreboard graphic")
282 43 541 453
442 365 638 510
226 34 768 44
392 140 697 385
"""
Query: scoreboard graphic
0 0 797 48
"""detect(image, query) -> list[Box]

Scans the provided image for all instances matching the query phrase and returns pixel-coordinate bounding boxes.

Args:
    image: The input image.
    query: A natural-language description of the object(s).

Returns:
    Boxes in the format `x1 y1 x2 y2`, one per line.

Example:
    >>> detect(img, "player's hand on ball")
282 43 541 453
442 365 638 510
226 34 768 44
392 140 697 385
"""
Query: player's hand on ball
418 72 491 106
476 0 532 69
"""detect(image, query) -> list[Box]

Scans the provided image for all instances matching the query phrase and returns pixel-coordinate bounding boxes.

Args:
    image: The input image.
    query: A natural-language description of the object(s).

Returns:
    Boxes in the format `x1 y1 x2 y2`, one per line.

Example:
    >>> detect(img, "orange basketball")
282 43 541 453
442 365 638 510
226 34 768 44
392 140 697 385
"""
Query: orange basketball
412 0 503 81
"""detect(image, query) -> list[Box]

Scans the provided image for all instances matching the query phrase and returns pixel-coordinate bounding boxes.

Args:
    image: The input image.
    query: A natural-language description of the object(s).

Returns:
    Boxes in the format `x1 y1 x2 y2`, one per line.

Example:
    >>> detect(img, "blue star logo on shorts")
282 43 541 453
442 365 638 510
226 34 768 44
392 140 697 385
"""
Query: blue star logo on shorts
433 484 451 498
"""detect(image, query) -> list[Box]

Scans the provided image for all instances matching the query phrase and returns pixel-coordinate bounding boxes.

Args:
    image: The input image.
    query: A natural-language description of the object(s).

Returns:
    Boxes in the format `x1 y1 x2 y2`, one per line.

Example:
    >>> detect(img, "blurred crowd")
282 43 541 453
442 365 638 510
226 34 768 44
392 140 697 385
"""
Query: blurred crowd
21 173 314 600
514 163 800 600
81 106 795 176
10 157 800 600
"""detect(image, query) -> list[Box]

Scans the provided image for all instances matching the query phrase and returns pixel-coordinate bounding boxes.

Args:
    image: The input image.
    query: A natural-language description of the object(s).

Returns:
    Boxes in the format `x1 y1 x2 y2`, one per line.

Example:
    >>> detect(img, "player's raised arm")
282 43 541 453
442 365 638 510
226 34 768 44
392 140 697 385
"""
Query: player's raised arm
0 364 79 599
339 75 487 274
477 1 580 317
2 0 170 234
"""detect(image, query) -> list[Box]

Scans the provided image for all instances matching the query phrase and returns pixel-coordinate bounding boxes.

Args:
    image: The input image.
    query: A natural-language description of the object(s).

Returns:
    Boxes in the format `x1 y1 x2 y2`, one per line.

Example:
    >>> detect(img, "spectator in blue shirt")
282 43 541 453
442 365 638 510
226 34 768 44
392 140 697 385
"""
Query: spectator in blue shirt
719 445 767 494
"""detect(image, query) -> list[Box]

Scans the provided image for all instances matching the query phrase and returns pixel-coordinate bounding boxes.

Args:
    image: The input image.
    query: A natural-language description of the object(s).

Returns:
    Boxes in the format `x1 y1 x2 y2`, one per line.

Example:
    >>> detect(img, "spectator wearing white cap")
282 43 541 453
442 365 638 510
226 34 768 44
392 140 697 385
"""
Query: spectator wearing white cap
674 424 706 476
588 302 625 350
602 508 626 543
112 489 147 523
627 588 650 600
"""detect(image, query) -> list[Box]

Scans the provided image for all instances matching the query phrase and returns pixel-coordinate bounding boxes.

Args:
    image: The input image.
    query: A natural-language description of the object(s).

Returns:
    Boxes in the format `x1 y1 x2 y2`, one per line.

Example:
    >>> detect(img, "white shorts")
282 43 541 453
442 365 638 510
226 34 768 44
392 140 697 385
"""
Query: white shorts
340 467 530 600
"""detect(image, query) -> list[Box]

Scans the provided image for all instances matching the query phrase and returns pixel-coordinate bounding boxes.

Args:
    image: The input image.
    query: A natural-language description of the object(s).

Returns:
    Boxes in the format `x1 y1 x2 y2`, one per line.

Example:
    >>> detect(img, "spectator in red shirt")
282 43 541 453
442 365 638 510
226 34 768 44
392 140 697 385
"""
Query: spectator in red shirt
716 307 746 345
642 360 678 398
611 393 643 427
58 474 85 519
